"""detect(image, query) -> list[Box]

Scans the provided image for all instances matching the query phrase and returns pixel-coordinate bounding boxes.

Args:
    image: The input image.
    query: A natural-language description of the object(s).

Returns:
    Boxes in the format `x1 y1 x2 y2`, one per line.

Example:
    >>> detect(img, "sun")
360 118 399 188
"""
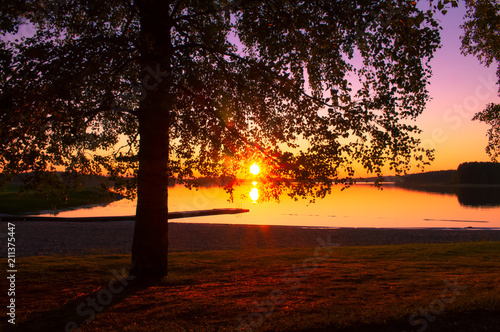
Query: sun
249 187 259 202
250 163 260 175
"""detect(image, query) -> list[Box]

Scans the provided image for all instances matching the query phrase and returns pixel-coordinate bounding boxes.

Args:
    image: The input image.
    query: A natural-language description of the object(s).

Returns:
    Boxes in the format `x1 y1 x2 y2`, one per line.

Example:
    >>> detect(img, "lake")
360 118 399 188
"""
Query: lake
39 183 500 229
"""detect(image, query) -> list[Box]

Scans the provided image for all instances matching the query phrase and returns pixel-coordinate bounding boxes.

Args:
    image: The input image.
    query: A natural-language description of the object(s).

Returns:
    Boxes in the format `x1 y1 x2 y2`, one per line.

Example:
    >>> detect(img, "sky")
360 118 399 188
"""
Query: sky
414 1 500 172
3 2 498 177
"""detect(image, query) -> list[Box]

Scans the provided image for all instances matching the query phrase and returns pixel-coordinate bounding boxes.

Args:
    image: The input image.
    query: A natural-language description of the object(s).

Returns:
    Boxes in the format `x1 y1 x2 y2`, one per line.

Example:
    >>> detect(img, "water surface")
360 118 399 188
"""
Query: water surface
40 184 500 229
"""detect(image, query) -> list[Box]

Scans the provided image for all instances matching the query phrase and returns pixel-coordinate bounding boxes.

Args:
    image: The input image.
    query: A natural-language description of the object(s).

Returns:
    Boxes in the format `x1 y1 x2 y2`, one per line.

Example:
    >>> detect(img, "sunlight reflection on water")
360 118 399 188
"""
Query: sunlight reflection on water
39 184 500 229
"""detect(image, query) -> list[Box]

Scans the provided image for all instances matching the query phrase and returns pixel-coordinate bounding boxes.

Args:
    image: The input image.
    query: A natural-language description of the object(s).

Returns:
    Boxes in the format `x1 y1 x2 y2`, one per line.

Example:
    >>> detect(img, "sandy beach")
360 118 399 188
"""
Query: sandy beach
2 220 500 257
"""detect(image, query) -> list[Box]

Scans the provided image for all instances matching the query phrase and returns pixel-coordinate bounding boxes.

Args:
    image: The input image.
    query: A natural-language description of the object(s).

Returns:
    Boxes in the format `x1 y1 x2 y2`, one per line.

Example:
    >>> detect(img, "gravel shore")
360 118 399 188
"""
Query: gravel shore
2 221 500 257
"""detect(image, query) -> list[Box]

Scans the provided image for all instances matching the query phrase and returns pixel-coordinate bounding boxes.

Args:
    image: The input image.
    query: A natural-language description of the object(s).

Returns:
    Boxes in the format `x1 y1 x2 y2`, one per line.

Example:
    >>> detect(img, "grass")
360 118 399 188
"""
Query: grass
2 242 500 331
0 185 121 215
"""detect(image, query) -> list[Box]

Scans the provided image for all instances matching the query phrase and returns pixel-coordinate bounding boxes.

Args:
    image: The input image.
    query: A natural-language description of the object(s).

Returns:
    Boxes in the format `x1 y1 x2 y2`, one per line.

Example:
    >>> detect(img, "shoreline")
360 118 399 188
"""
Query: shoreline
2 221 500 257
3 215 500 231
2 213 499 230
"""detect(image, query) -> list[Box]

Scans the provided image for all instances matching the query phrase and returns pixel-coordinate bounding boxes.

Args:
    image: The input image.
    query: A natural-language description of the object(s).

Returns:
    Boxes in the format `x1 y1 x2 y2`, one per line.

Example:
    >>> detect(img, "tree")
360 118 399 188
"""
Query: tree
461 0 500 161
1 0 453 280
472 103 500 161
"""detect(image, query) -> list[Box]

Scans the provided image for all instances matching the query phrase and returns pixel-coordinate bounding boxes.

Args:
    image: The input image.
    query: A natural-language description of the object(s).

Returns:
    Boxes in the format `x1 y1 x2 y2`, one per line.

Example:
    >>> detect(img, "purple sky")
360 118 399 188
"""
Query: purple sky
3 2 498 175
415 1 499 172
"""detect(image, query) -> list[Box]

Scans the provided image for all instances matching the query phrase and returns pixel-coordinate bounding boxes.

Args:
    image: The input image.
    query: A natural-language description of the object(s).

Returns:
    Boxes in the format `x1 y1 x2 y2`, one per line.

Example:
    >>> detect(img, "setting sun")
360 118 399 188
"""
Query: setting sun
249 187 259 202
250 163 260 175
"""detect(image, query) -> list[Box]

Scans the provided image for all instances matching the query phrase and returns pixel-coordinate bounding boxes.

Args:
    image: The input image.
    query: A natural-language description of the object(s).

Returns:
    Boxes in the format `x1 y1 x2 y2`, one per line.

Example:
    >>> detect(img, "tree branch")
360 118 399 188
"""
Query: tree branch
170 0 185 18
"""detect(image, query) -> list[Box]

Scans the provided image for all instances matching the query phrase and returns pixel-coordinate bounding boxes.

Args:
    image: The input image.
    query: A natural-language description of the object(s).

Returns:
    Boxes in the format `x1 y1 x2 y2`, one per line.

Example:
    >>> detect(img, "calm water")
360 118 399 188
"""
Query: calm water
40 184 500 229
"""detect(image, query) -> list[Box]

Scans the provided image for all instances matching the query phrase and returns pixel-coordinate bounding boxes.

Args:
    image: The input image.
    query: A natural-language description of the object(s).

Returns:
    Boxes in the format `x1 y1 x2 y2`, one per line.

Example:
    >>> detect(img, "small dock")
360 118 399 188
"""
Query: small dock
0 208 249 222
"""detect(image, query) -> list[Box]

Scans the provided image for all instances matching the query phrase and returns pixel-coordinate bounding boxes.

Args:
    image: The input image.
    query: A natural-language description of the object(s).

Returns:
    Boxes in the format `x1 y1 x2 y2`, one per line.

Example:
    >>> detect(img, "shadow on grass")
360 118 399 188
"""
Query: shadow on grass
297 310 500 332
10 277 157 332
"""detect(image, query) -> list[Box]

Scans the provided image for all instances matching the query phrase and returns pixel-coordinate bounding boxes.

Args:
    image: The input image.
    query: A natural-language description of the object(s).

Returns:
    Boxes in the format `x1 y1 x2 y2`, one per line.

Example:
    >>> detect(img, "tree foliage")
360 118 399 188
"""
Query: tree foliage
0 1 450 194
472 103 500 161
461 0 500 81
0 0 455 278
461 0 500 162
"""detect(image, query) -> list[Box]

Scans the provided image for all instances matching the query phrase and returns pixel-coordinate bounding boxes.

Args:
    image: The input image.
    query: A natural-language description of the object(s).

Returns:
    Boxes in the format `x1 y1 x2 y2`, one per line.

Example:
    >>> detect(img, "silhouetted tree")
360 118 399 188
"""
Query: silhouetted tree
461 0 500 161
456 161 500 183
0 0 455 279
472 103 500 161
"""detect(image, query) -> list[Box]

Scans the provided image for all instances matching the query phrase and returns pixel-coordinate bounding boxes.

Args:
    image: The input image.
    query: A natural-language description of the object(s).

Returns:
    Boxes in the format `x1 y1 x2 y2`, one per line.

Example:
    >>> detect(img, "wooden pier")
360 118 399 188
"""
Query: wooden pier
0 208 249 222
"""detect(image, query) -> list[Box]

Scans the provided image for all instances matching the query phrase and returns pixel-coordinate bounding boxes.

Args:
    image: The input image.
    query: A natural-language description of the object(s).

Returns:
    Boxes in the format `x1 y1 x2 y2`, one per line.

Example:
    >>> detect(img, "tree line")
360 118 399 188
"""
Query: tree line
398 162 500 185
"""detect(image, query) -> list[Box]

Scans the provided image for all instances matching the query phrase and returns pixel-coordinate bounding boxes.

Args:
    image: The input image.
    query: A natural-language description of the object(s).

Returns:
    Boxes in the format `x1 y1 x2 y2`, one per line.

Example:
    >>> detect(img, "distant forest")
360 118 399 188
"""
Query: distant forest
4 162 499 189
398 162 500 186
455 162 500 184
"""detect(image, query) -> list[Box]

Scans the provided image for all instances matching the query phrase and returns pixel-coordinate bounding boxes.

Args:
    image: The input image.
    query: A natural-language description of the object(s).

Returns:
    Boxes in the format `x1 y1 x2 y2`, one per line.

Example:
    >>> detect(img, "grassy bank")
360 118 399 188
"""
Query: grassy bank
0 186 121 215
2 241 500 331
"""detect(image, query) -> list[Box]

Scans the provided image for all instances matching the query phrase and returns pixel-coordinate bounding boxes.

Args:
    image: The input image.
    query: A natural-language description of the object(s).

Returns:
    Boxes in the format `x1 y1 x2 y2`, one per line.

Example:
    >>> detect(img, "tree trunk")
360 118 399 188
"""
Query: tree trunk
130 105 169 280
130 0 172 280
